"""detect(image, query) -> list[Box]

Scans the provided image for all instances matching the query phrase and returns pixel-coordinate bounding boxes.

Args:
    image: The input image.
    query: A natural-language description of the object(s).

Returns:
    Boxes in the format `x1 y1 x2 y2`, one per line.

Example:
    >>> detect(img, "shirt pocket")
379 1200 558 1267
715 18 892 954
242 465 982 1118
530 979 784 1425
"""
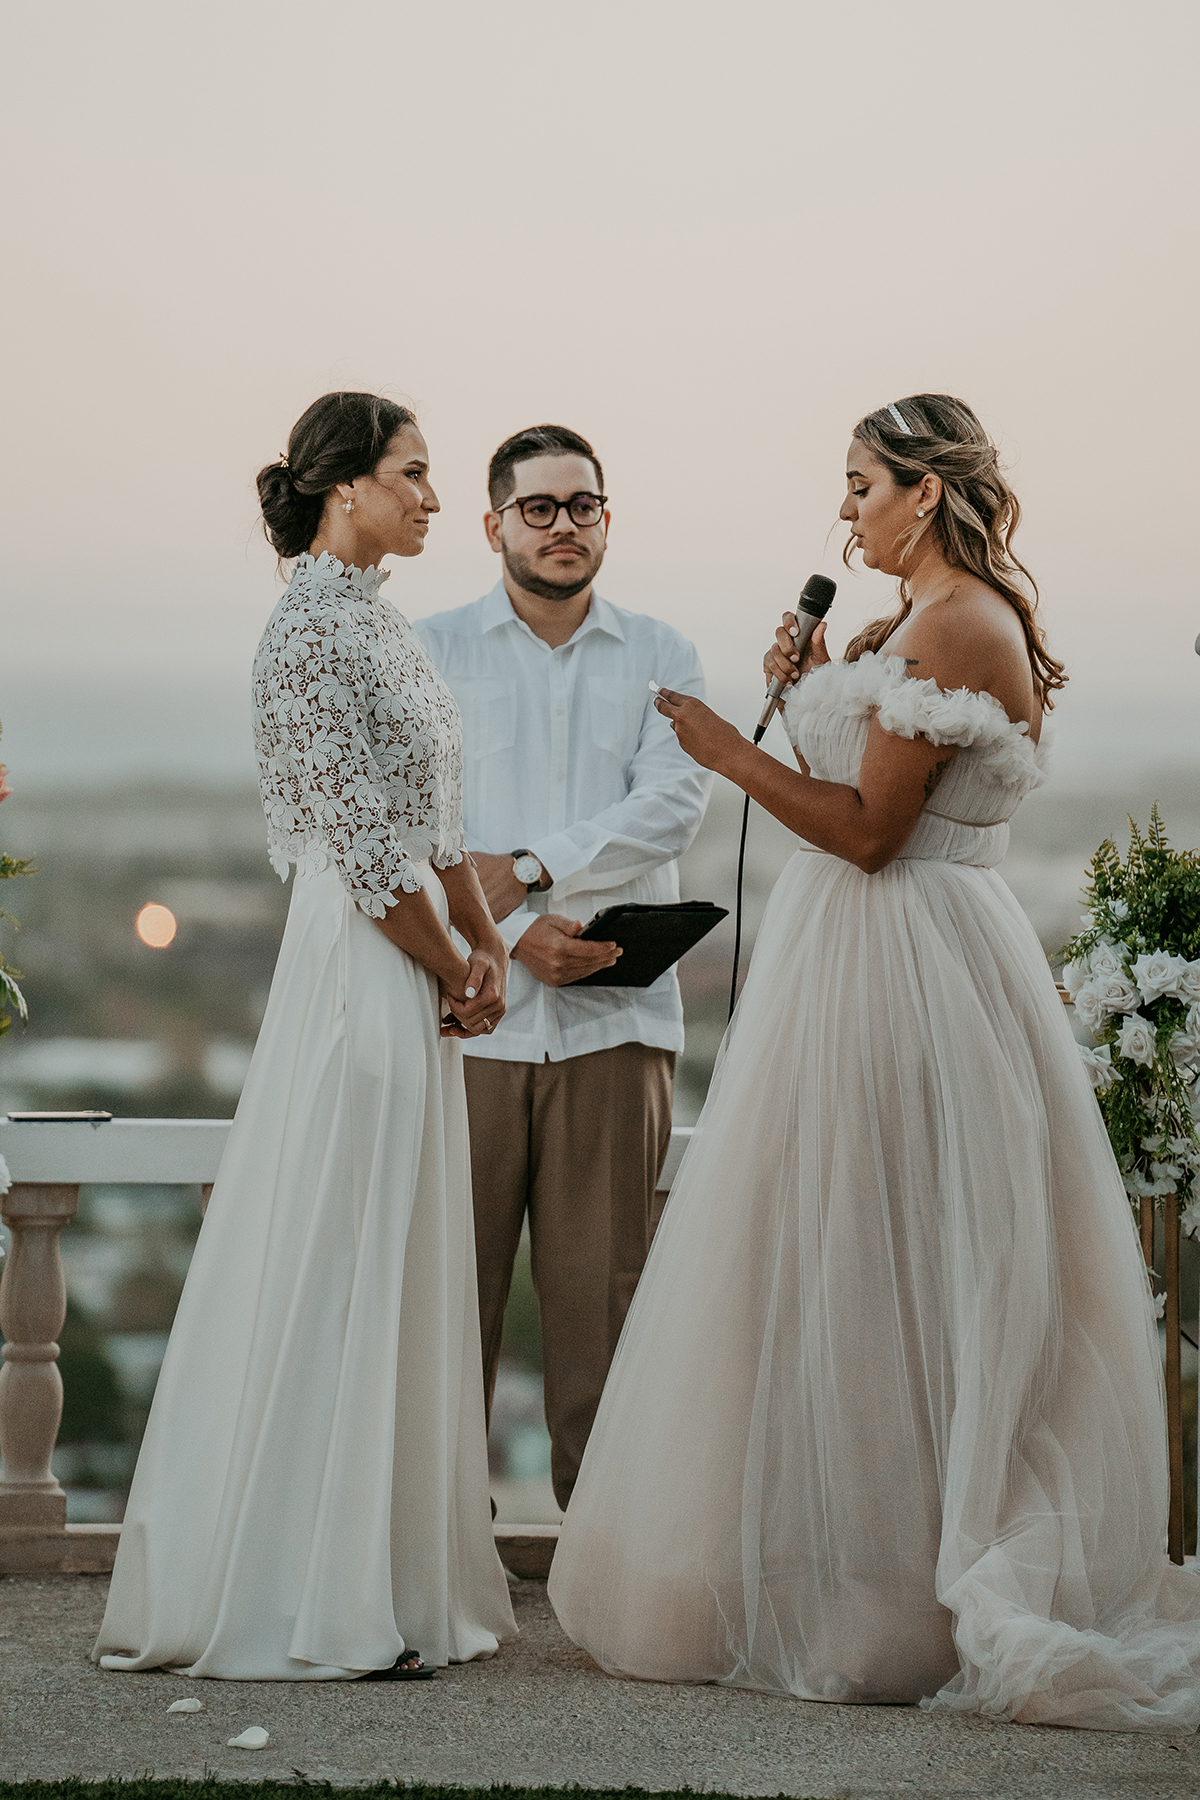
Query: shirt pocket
587 678 649 759
443 676 517 760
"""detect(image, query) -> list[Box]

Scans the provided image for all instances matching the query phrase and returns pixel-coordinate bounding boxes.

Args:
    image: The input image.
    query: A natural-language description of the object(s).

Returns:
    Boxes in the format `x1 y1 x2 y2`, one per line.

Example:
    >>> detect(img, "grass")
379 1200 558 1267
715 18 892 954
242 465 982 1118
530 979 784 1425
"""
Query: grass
0 1787 812 1800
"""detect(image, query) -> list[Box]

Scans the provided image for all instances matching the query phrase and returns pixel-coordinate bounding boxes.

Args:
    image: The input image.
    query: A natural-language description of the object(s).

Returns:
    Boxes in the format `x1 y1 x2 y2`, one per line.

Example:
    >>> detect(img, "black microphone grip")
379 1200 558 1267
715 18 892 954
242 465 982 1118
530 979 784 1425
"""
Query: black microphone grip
752 574 836 744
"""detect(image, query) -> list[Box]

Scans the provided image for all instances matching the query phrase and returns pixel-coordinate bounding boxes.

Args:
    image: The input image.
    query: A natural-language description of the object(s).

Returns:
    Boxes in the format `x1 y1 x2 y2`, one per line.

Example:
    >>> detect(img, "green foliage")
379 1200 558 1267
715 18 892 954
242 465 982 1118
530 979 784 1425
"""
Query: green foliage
1060 806 1200 1229
56 1297 124 1444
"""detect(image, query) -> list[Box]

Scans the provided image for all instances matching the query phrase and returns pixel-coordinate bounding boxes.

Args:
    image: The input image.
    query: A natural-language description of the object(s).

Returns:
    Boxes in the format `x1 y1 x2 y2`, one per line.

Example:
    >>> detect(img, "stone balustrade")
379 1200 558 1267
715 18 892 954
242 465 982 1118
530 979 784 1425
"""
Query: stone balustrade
0 1116 693 1577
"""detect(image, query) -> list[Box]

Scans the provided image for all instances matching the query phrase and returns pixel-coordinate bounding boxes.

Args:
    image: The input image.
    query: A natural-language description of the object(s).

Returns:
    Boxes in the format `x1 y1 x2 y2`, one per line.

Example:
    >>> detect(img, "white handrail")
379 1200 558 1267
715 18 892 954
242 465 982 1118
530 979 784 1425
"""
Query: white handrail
0 1116 695 1573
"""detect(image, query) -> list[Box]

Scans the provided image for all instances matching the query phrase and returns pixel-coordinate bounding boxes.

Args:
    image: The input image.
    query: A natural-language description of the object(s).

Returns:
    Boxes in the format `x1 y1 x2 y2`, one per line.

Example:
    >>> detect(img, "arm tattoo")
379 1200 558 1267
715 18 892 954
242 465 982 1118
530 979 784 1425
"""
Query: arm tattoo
904 657 919 666
923 756 954 801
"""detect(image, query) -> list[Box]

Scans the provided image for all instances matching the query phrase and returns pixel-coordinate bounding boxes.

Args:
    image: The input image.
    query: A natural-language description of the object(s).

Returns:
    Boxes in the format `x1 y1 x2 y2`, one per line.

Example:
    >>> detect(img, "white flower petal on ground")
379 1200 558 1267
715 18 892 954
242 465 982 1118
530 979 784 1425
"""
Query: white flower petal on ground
1131 951 1189 1003
227 1727 269 1749
1116 1014 1157 1068
167 1698 203 1714
1154 1291 1167 1320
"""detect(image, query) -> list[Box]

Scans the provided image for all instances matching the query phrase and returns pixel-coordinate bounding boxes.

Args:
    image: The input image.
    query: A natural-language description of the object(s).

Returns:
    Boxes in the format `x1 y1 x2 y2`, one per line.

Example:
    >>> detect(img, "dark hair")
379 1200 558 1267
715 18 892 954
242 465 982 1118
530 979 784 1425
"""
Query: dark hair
844 393 1067 710
487 424 603 511
256 392 417 560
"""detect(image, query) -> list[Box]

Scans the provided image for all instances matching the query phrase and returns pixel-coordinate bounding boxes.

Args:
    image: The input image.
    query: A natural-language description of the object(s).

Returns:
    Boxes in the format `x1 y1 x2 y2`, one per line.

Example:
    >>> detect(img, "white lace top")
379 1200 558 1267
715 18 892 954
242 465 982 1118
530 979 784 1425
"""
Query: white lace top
253 553 464 915
783 652 1048 869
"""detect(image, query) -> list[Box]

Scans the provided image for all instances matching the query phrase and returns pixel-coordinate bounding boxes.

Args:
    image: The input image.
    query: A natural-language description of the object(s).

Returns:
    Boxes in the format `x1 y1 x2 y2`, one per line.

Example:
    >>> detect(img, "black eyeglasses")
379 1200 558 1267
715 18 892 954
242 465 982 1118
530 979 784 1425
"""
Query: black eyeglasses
496 491 608 530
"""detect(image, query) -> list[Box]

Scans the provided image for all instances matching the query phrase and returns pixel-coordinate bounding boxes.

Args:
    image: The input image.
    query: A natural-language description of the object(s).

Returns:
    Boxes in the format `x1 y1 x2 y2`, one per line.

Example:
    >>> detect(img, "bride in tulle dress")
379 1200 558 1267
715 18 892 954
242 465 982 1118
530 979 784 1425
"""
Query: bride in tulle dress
549 394 1200 1731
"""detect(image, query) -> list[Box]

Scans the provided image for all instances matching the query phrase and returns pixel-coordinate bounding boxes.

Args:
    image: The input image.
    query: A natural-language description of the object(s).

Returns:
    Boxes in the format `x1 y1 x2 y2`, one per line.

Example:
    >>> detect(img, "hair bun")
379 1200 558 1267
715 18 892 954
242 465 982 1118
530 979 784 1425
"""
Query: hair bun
256 460 323 560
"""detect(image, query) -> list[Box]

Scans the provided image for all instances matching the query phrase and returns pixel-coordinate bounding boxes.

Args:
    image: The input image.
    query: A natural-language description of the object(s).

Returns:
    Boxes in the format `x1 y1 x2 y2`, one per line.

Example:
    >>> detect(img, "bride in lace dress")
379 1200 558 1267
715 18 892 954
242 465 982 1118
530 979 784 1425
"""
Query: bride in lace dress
96 393 515 1680
549 395 1200 1731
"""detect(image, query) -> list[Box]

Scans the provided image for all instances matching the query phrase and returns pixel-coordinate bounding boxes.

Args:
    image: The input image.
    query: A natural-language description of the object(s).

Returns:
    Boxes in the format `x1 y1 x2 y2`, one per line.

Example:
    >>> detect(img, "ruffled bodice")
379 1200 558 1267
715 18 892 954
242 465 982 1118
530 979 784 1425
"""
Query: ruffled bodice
782 652 1047 868
253 552 464 915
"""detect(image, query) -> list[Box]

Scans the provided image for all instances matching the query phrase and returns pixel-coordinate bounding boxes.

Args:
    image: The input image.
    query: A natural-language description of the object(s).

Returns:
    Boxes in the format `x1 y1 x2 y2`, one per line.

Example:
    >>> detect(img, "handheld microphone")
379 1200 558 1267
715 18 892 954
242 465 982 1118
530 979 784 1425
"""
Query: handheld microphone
752 573 837 743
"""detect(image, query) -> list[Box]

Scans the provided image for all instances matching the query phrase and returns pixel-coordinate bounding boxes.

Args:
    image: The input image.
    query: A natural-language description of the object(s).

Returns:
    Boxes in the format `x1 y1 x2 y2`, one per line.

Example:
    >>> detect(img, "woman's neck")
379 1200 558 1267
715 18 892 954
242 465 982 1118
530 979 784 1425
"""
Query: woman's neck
309 519 385 572
905 545 960 612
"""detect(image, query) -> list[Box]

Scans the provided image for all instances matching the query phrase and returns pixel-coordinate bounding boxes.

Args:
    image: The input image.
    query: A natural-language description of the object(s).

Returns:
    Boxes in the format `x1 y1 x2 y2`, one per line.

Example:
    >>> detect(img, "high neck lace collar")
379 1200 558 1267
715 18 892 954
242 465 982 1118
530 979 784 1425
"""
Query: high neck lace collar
293 550 389 597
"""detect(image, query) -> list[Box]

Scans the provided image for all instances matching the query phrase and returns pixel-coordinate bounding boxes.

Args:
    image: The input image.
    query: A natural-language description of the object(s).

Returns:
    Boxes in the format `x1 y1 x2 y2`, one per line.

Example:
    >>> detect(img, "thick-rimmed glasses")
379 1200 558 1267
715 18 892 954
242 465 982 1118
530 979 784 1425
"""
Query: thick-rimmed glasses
496 492 608 530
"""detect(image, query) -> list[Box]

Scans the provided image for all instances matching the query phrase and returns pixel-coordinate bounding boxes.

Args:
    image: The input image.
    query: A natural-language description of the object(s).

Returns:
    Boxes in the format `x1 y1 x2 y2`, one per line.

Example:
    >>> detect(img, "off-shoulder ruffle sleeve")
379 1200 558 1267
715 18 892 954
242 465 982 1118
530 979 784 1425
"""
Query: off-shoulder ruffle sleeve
785 653 1041 788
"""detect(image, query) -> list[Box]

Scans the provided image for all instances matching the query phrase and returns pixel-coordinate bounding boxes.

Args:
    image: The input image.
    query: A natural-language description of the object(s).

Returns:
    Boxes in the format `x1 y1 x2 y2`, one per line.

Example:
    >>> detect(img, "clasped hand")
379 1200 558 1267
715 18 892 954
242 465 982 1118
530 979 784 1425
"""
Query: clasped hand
440 943 507 1039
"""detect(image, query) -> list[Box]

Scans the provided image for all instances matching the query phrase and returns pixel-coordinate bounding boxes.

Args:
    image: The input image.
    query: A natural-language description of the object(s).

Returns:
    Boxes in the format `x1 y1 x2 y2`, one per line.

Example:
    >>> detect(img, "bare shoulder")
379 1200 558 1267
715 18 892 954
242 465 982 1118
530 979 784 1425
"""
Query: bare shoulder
893 580 1039 730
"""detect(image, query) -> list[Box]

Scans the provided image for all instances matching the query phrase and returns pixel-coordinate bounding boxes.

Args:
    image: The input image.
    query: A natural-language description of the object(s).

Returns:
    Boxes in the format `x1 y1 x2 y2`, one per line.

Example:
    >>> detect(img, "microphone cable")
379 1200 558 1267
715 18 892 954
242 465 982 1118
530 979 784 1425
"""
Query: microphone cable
728 791 751 1021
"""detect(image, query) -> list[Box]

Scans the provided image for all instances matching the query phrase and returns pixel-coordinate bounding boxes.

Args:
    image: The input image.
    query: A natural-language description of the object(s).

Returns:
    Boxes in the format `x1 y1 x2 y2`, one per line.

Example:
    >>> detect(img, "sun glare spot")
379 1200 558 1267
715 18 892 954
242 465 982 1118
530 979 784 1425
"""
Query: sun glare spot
136 903 177 949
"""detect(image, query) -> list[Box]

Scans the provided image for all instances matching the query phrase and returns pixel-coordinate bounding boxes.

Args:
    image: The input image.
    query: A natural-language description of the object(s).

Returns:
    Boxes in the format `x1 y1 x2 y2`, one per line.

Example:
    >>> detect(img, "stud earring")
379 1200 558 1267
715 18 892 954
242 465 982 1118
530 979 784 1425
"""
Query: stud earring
917 508 925 518
343 497 354 514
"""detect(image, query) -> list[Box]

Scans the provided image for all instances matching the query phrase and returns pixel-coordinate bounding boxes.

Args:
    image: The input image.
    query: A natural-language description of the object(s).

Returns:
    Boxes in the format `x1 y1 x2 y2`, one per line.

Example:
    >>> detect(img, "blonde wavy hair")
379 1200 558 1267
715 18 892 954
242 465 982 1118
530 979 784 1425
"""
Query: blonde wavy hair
843 394 1066 709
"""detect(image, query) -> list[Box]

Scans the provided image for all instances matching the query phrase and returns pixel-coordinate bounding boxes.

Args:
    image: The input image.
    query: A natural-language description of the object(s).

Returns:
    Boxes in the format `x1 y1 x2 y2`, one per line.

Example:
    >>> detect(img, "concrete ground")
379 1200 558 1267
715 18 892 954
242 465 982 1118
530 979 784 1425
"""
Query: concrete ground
1 1574 1198 1798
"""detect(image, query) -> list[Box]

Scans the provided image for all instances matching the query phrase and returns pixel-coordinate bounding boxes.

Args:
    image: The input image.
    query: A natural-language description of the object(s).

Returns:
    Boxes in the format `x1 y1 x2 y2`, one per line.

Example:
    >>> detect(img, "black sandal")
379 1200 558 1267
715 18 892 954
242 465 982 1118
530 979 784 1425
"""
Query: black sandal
357 1649 436 1681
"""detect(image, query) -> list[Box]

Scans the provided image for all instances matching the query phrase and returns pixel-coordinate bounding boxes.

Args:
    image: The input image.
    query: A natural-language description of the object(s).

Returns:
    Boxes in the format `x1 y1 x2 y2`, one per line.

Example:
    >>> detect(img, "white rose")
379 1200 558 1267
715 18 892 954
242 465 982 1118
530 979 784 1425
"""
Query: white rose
1073 983 1108 1034
1116 1013 1157 1068
1060 957 1090 999
1092 972 1142 1016
1176 961 1200 1005
1078 1042 1118 1091
1132 950 1189 1003
1088 941 1127 980
1170 1032 1200 1074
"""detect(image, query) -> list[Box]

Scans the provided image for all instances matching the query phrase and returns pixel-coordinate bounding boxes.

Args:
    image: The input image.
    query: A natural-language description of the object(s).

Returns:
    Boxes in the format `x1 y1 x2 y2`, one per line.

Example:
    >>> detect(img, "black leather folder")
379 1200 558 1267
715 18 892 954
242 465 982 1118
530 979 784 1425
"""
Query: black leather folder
566 900 728 988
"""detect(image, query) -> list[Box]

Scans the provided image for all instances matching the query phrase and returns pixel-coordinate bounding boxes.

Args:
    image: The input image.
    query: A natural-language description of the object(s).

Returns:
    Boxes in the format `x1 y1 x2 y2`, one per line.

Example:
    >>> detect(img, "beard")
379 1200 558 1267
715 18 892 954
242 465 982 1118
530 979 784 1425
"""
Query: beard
501 539 605 602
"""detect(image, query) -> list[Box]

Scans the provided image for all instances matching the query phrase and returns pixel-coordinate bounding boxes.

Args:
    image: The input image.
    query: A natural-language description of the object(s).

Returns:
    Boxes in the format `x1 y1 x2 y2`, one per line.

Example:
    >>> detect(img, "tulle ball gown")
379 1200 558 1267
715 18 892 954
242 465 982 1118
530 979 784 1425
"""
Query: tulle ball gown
549 651 1200 1731
95 553 514 1679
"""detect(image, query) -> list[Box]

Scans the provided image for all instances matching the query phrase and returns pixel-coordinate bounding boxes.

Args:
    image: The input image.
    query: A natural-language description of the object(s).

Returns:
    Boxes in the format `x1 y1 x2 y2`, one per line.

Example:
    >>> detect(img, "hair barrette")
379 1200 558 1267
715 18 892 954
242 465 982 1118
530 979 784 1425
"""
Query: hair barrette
887 403 913 436
278 452 289 468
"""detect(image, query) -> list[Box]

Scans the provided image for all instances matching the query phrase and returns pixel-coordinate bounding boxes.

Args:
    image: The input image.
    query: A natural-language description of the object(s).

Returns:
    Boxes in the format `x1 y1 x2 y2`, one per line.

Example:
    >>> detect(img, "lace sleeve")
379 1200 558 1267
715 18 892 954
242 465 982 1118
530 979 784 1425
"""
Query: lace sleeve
259 609 424 916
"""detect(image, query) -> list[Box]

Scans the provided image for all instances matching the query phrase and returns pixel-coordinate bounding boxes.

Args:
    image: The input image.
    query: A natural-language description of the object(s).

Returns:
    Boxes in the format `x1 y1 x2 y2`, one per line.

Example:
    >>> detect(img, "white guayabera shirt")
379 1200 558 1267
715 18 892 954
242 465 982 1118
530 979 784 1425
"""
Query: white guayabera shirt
417 583 712 1064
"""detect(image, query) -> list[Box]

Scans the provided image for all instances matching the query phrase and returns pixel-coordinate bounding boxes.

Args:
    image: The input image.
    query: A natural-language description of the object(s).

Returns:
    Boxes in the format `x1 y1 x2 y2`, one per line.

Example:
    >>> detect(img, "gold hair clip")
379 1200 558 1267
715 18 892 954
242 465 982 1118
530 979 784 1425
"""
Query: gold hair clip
279 452 289 468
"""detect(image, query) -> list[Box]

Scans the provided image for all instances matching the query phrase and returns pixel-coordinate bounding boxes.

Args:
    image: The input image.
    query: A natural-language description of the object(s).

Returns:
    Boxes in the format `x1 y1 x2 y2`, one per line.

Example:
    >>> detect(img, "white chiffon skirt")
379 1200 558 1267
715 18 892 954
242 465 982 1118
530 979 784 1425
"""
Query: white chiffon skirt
549 848 1200 1731
95 863 514 1679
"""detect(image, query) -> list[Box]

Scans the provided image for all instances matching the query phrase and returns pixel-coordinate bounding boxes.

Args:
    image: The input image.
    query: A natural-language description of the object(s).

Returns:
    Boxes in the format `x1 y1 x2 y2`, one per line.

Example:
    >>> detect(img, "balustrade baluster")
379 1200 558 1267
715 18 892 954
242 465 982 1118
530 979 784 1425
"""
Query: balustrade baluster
0 1182 78 1562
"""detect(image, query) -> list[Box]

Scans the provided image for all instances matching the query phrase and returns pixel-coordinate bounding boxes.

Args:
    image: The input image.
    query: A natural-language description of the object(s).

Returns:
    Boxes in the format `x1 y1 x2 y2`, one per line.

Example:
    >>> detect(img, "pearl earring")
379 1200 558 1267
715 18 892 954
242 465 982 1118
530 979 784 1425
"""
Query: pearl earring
917 508 925 518
342 497 354 514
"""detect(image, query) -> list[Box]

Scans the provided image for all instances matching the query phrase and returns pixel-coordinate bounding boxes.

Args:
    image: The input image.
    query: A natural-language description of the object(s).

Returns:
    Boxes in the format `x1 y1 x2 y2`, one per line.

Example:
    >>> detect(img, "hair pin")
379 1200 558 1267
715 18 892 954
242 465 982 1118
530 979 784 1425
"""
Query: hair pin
279 453 289 468
887 403 913 436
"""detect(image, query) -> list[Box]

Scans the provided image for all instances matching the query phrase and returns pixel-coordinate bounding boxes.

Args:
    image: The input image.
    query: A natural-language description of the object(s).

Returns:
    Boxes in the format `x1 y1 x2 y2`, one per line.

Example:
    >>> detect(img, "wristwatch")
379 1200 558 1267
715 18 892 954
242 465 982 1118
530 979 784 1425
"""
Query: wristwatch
511 849 546 892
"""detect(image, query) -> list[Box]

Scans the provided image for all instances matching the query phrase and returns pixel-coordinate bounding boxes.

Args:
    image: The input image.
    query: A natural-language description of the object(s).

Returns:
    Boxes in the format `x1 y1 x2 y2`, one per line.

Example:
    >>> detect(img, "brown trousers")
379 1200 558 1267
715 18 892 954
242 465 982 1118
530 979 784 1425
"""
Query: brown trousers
463 1042 674 1509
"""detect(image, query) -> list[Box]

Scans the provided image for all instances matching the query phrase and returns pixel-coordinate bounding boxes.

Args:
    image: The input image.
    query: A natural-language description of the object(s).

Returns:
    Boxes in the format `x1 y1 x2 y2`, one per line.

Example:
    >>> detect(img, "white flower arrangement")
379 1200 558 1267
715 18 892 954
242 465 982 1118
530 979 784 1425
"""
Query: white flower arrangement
1061 809 1200 1236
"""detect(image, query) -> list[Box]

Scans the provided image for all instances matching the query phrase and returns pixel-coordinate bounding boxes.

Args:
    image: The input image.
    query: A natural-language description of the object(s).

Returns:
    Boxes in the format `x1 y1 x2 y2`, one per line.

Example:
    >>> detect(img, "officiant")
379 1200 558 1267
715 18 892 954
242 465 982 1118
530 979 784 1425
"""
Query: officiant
416 424 710 1508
